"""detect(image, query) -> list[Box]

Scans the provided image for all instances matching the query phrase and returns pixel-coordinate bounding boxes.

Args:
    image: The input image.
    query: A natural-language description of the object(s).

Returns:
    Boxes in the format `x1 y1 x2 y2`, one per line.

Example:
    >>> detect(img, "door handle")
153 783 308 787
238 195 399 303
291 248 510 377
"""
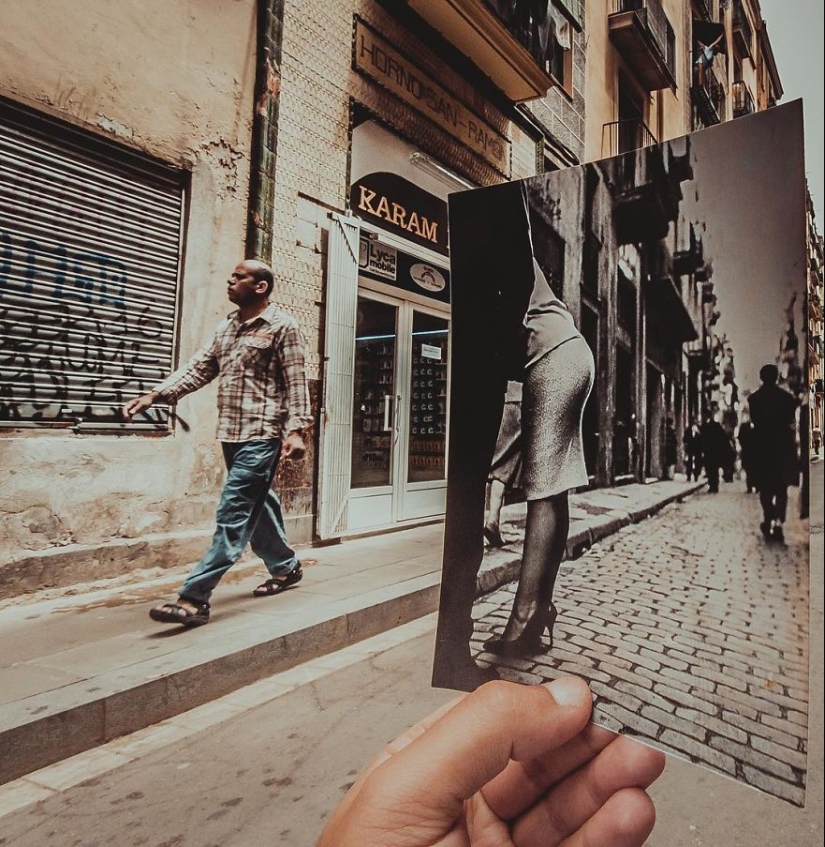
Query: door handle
383 394 393 431
394 394 402 443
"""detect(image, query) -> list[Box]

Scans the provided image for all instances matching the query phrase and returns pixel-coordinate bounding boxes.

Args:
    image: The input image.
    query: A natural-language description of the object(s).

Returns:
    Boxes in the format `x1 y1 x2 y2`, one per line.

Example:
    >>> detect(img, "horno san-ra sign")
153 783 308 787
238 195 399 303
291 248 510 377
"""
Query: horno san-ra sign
353 19 511 177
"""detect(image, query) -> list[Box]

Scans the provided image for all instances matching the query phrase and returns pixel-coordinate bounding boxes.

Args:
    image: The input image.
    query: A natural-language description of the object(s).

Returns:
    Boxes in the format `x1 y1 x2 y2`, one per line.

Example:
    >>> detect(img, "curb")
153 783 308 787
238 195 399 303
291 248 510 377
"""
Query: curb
0 581 439 786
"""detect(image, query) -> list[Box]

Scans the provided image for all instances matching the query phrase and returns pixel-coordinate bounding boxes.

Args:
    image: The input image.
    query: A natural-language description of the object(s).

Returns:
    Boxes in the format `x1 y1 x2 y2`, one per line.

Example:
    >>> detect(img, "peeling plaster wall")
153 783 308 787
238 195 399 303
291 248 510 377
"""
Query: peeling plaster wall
0 0 258 595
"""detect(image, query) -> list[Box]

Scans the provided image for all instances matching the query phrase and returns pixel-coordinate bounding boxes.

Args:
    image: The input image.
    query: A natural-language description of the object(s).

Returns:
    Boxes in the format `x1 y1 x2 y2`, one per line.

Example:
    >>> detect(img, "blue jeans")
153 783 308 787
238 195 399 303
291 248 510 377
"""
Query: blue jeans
180 439 298 603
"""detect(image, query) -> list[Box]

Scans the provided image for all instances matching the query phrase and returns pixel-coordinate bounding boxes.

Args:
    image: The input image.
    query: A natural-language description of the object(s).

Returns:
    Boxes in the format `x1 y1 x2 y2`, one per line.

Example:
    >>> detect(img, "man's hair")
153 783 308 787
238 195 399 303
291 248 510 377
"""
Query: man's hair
759 364 779 385
245 260 275 297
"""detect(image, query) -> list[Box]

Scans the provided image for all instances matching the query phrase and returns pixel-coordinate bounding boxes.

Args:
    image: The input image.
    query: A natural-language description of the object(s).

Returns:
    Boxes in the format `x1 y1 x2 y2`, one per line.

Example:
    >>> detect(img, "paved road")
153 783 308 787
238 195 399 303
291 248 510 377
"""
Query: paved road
0 463 819 846
474 476 811 806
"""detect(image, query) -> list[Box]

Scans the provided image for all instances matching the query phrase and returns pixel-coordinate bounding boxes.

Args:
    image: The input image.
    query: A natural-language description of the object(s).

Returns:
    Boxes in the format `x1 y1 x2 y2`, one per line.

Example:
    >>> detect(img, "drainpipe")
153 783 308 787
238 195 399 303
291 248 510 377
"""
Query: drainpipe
246 0 286 261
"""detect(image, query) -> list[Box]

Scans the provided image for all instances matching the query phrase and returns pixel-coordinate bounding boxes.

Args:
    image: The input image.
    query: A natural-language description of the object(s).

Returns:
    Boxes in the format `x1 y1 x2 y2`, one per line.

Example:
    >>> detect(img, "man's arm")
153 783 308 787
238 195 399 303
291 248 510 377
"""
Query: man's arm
122 333 221 422
276 321 313 459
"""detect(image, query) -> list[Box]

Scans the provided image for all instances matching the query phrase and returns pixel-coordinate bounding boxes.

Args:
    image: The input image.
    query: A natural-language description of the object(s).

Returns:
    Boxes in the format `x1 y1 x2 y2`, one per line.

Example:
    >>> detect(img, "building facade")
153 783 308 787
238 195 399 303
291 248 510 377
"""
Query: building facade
578 0 783 484
0 0 588 594
0 0 794 597
274 0 588 539
0 0 266 597
807 193 825 456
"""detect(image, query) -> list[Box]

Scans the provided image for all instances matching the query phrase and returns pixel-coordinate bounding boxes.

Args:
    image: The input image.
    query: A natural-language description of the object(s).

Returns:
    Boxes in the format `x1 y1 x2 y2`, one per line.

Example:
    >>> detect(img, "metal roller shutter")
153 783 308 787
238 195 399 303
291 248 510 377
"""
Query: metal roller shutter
0 98 185 432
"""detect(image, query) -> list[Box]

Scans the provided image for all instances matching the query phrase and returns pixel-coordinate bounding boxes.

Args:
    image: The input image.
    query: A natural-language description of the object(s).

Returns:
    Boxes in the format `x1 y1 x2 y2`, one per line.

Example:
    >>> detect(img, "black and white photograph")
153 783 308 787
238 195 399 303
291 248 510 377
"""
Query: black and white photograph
433 100 810 807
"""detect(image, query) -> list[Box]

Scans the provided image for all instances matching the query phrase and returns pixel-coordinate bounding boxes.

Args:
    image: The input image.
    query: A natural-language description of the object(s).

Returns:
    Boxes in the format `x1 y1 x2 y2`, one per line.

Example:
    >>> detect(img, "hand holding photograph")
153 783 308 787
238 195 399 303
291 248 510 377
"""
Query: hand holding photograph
433 100 809 807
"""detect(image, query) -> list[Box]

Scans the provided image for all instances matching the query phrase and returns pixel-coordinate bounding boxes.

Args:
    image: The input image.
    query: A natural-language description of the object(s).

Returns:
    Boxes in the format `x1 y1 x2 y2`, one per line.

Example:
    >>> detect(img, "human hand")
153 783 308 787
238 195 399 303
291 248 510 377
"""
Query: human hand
317 677 665 847
122 392 159 421
282 430 306 460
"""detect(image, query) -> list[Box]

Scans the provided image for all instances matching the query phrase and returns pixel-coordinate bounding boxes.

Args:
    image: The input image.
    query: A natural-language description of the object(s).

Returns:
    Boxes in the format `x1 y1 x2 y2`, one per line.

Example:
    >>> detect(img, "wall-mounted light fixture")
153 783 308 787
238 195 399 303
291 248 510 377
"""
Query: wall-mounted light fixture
409 152 475 192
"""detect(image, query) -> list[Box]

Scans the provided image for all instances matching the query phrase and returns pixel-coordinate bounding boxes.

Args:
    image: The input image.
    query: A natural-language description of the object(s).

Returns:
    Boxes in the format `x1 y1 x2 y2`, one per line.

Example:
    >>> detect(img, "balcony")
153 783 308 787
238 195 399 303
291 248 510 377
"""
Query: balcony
608 0 677 91
603 117 657 157
644 241 699 342
692 64 724 125
612 146 683 244
732 80 755 117
405 0 556 102
732 0 753 58
674 227 705 277
693 0 712 22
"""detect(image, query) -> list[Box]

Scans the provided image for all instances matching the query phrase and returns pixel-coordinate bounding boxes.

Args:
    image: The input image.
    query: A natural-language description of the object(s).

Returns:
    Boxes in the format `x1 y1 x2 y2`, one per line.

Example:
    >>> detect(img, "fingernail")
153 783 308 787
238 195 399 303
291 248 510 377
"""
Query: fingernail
545 677 586 707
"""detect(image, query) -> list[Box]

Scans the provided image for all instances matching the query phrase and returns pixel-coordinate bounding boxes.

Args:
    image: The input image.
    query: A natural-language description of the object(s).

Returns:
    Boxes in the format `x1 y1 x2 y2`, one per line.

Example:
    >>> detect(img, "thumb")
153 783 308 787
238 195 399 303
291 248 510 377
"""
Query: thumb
367 678 591 822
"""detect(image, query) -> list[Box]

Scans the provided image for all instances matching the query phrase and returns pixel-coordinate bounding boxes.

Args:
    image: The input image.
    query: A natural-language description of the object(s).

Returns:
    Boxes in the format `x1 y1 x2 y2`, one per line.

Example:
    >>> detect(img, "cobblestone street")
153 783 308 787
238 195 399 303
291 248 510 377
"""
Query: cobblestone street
472 479 810 806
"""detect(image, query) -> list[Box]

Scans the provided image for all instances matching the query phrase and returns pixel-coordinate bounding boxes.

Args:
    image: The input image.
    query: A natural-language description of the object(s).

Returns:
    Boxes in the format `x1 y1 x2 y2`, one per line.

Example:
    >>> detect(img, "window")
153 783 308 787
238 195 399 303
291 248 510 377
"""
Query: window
547 4 574 95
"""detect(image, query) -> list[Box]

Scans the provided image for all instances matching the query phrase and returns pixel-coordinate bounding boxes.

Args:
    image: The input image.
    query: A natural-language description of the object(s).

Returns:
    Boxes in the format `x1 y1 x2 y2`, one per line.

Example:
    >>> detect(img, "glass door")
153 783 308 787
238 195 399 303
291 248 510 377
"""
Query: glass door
408 314 448 481
399 308 449 521
348 293 449 531
351 297 398 497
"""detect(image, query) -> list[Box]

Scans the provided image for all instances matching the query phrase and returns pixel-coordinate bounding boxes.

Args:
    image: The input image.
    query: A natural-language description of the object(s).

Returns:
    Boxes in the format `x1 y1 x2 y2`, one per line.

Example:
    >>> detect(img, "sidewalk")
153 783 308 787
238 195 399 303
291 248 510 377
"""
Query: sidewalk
0 477 701 785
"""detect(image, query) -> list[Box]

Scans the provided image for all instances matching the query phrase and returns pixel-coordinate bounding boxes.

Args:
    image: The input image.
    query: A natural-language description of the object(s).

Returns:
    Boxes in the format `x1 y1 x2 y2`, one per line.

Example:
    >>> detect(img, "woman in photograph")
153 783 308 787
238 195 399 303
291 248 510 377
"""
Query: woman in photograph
484 380 524 548
485 256 594 656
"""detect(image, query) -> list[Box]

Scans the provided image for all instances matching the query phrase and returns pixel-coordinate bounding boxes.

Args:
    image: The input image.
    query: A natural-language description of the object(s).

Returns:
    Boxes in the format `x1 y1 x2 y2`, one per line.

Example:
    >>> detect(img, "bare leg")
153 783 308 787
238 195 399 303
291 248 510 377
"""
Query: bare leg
484 478 507 546
488 492 569 646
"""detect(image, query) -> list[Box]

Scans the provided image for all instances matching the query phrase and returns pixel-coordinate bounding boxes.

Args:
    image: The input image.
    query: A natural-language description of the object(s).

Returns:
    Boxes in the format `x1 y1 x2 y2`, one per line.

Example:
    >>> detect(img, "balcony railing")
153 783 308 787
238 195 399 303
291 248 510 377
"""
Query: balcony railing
693 0 712 22
405 0 555 102
731 80 755 117
692 64 724 125
732 0 753 57
608 0 677 91
603 118 658 157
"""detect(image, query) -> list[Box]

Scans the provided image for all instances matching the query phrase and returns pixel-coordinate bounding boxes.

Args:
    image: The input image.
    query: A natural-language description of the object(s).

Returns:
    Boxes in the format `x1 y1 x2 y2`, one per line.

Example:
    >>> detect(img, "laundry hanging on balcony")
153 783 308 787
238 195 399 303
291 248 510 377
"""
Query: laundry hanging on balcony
692 19 727 54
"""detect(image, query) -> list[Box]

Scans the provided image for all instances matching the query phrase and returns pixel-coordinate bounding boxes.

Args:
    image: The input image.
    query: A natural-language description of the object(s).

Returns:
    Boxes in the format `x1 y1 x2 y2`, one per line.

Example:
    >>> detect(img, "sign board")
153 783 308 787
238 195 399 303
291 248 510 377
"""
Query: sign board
351 171 448 255
353 19 511 176
358 234 450 304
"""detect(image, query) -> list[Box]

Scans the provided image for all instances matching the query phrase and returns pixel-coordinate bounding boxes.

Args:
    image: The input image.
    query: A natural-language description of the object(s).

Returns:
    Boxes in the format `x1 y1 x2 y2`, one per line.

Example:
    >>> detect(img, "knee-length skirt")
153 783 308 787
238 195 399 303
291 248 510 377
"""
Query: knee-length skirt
521 336 594 500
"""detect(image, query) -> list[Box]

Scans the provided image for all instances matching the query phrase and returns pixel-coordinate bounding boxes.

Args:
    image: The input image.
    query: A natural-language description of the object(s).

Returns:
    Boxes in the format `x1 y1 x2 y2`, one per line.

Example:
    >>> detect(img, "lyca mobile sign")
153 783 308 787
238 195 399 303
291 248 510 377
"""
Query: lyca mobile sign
353 20 511 176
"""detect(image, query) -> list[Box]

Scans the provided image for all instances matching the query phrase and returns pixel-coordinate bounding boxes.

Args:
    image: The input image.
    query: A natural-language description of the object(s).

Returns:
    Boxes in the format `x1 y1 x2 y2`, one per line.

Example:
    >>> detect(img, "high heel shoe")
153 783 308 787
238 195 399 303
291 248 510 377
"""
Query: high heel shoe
485 603 558 657
483 525 506 547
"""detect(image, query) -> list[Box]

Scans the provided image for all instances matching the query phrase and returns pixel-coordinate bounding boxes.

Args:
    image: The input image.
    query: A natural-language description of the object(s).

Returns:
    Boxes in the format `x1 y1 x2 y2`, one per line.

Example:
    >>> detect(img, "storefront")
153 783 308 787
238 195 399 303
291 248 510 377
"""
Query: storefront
318 121 463 538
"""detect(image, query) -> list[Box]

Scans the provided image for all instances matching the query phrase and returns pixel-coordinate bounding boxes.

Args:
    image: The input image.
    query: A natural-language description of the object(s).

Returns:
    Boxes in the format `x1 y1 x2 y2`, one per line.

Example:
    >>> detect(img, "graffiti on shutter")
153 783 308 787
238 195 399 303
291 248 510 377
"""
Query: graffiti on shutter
0 100 184 431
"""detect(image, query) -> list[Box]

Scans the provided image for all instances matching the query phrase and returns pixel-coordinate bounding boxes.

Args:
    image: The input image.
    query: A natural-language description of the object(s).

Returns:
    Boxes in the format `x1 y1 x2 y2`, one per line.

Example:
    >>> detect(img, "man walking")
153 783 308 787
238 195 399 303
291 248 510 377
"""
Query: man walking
737 409 757 493
748 364 798 542
700 414 729 494
684 418 703 482
123 259 312 625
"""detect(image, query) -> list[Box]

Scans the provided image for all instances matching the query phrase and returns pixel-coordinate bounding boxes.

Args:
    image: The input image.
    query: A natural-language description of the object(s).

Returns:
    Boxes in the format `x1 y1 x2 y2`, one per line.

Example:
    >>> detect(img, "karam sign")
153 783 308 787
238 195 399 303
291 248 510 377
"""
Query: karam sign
351 171 449 255
353 18 511 176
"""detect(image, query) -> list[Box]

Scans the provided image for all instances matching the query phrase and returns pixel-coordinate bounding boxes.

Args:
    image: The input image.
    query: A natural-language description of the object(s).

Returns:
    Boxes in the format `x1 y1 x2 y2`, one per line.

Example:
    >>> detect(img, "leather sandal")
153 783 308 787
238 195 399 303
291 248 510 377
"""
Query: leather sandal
253 563 303 597
149 599 210 627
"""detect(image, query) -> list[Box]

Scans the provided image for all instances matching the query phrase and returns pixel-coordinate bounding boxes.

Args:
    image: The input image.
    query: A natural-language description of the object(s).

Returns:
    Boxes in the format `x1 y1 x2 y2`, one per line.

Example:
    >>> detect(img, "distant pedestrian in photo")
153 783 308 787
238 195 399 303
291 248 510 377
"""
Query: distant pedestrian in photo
484 381 523 548
799 400 810 520
122 259 312 626
684 418 703 482
722 427 737 483
663 416 677 480
748 363 799 542
484 258 594 658
700 414 729 494
737 410 757 493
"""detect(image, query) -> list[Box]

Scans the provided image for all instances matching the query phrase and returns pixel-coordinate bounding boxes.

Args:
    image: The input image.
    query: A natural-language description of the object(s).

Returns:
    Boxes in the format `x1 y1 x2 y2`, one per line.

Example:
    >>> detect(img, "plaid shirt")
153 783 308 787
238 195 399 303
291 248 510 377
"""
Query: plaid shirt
154 304 312 442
